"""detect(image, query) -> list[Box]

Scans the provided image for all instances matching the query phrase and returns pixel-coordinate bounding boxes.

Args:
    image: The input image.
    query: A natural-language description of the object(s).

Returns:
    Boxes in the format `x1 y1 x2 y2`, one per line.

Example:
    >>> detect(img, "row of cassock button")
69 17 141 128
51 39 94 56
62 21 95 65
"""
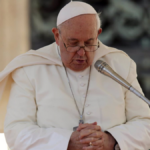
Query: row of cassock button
78 74 92 116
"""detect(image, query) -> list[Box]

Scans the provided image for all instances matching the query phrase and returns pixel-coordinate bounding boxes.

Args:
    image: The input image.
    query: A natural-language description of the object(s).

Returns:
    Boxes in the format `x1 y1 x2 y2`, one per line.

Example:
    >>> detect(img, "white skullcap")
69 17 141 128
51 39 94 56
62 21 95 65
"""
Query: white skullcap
57 1 97 26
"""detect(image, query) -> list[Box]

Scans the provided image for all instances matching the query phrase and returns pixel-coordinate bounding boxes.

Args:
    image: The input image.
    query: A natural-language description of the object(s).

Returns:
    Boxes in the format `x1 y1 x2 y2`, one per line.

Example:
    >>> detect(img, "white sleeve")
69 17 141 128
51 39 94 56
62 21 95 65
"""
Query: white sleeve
4 68 73 150
106 60 150 150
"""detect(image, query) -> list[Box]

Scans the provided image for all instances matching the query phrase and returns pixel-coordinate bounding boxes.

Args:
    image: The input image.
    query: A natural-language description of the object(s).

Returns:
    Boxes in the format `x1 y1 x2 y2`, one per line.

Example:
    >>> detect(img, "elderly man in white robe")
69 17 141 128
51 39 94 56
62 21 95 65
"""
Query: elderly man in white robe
2 1 150 150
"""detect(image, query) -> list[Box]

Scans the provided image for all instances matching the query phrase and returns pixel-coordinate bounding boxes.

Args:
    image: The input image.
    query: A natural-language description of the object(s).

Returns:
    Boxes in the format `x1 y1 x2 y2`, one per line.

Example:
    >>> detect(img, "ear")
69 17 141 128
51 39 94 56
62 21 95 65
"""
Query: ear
98 28 102 35
96 28 102 39
52 28 60 45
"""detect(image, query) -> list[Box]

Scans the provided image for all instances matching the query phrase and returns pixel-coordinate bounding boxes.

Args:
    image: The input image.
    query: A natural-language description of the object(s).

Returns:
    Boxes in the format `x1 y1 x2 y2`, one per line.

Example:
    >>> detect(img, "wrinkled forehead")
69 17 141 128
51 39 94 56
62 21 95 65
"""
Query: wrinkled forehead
58 14 98 41
57 1 97 26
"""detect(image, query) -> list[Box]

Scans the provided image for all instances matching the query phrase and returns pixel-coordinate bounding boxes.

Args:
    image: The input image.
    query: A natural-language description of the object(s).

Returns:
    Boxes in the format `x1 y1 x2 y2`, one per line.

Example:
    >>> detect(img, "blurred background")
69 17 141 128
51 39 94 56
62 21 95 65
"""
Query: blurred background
30 0 150 98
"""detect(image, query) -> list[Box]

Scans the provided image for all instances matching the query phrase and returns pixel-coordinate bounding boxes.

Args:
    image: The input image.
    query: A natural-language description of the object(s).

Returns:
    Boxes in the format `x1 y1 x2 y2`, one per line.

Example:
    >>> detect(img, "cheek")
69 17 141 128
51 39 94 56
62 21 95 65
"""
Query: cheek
61 50 75 63
59 43 75 64
86 52 95 64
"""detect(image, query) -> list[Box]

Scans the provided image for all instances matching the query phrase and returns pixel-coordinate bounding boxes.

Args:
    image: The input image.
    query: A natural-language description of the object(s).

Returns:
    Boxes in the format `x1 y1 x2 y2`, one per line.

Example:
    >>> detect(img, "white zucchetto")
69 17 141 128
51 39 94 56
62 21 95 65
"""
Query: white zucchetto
57 1 97 26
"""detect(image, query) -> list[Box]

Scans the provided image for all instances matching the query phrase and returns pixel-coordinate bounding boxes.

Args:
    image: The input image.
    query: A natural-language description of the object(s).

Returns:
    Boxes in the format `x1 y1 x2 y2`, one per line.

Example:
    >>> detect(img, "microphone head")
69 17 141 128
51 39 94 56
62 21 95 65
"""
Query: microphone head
94 60 107 72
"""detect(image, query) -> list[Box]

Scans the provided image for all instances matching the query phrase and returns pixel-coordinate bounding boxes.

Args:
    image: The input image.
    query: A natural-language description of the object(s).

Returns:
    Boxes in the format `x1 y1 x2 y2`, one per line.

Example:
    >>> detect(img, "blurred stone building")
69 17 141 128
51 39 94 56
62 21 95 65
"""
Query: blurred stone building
30 0 150 98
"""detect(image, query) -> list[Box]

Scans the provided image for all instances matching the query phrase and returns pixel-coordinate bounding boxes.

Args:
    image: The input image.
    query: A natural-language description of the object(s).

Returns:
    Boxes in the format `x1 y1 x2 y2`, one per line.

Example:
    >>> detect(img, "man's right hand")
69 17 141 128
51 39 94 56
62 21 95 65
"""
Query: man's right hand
67 130 89 150
76 123 116 150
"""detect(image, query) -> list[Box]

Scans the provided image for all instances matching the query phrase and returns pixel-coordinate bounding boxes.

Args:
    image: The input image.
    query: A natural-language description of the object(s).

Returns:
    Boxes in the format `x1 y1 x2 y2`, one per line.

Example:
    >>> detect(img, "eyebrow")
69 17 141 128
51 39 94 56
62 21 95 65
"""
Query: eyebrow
67 38 94 42
67 38 78 42
86 38 94 42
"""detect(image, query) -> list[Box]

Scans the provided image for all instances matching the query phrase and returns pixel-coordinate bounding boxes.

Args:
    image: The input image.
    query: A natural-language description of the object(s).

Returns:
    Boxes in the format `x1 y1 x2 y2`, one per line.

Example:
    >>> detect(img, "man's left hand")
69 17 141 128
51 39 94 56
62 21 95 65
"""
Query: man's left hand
77 123 116 150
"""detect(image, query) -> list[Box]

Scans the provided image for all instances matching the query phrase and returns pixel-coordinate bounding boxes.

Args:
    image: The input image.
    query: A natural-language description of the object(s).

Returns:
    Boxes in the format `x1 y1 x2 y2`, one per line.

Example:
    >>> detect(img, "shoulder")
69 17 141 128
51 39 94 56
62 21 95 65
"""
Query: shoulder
101 45 136 80
96 42 134 69
11 42 61 77
11 64 59 89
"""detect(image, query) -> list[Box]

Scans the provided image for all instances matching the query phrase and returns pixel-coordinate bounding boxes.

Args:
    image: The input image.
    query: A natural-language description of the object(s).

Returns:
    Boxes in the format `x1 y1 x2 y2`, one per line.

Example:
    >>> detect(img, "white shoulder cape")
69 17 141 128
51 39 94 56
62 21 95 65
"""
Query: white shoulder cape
0 41 127 132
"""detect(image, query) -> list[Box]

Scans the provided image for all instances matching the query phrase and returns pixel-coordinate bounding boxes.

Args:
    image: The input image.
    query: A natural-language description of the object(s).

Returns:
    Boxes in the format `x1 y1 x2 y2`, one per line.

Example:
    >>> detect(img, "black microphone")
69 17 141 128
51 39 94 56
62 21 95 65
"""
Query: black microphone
94 60 150 106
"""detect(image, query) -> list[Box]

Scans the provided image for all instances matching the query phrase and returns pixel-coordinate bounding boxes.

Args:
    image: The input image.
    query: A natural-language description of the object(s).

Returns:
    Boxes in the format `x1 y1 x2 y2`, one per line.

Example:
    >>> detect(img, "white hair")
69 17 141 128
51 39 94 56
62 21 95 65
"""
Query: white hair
96 13 101 30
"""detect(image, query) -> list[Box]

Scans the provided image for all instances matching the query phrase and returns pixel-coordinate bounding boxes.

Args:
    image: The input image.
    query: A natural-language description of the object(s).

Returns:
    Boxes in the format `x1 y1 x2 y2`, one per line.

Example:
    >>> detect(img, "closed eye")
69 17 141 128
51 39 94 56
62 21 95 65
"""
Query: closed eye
85 42 94 46
67 43 78 47
85 39 94 45
85 43 92 45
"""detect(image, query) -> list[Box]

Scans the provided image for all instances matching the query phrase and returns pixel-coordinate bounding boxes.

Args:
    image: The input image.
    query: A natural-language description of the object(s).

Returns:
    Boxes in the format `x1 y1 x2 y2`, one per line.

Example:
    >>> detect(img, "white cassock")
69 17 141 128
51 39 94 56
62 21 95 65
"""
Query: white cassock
1 41 150 150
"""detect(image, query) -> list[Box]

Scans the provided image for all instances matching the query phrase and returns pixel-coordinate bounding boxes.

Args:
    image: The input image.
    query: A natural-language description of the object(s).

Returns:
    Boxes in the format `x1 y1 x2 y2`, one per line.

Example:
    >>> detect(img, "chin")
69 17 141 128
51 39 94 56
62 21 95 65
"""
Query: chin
70 65 89 72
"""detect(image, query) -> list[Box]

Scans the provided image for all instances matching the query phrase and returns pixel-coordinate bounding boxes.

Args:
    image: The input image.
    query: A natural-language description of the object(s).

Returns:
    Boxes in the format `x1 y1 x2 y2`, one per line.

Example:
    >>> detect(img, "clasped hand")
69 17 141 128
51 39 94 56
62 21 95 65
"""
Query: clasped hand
68 122 116 150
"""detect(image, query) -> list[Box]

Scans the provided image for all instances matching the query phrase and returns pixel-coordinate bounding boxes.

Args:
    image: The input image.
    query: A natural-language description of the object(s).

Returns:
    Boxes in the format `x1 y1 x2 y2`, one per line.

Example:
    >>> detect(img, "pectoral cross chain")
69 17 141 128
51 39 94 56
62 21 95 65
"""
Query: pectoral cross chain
73 116 84 131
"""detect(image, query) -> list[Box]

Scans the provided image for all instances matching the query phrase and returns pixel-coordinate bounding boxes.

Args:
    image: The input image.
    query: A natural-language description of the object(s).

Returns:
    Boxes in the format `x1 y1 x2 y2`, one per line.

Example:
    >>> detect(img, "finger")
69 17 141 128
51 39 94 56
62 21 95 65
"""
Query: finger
95 146 104 150
80 138 104 147
77 122 97 131
78 124 101 132
83 145 98 150
83 125 101 131
92 122 97 125
79 129 96 139
82 145 103 150
80 137 98 144
87 131 103 139
77 123 90 131
92 139 104 147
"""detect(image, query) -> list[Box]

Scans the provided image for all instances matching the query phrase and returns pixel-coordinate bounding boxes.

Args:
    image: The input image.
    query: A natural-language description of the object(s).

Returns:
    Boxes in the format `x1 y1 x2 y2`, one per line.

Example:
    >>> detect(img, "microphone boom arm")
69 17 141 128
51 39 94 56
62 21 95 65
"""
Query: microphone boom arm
95 60 150 106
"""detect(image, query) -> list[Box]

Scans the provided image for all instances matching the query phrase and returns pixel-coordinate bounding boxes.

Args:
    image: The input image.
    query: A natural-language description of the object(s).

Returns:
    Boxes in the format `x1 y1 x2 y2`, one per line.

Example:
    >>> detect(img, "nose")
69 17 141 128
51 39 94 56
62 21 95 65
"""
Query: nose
77 47 85 56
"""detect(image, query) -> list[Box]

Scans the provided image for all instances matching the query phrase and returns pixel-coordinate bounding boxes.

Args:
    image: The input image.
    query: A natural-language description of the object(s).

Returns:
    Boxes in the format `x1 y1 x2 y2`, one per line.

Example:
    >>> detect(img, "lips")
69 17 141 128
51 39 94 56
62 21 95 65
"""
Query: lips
74 59 86 64
74 58 86 61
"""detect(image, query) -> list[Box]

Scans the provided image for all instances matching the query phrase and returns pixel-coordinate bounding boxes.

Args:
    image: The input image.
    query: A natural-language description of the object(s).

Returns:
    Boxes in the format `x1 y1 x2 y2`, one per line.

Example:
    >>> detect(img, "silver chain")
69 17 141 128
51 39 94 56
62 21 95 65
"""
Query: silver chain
64 65 91 124
57 45 91 124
